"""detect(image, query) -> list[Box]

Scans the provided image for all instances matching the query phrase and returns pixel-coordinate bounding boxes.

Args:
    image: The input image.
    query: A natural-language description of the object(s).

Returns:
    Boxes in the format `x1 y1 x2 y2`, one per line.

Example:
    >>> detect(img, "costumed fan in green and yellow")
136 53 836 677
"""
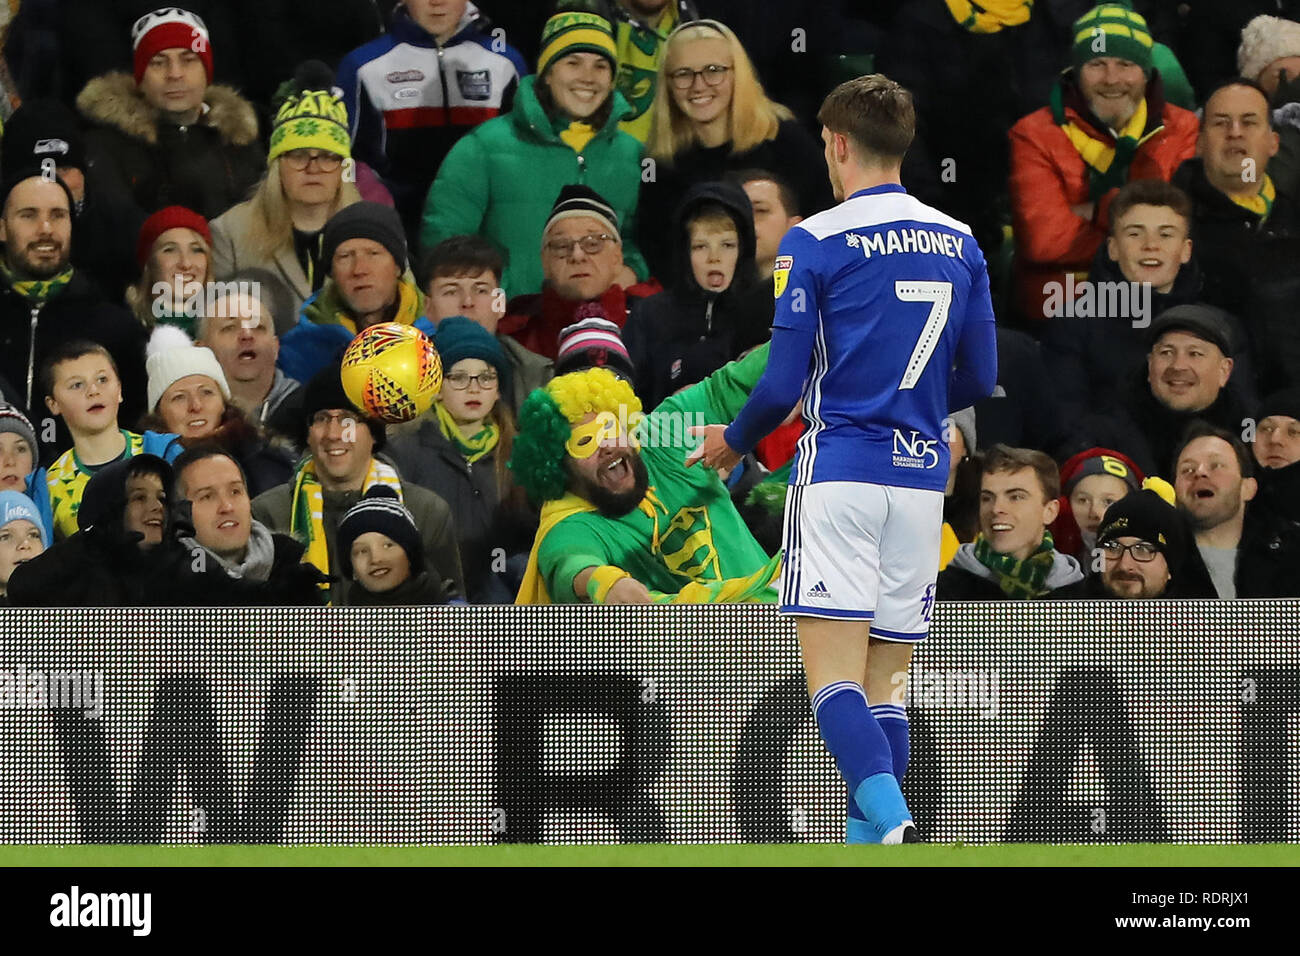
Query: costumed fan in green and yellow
511 344 780 604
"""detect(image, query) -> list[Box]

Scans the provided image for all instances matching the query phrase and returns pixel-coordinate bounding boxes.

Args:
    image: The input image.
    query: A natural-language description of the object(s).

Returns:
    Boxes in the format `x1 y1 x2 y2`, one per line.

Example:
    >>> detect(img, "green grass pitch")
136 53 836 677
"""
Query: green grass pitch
2 844 1293 867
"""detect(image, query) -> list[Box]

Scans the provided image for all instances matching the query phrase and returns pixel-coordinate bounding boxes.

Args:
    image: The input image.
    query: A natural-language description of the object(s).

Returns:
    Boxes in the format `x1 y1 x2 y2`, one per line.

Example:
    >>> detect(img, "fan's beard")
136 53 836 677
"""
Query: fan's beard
570 452 650 518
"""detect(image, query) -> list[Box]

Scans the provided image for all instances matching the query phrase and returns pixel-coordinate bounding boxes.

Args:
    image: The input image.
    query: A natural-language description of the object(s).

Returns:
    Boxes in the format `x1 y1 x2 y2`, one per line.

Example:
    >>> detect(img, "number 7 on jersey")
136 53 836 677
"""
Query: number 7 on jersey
895 280 953 391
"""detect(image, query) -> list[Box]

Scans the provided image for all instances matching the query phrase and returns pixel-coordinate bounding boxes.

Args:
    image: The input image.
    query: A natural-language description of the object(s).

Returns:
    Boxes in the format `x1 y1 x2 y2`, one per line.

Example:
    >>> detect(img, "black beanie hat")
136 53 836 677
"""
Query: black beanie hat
1256 386 1300 425
321 202 407 274
544 183 621 240
0 100 87 180
336 485 423 578
301 361 386 452
1096 489 1190 577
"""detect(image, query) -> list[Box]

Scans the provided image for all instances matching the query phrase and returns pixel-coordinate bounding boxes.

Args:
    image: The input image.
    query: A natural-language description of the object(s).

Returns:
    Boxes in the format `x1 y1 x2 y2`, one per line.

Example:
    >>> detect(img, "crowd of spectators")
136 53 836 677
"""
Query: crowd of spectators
0 0 1298 607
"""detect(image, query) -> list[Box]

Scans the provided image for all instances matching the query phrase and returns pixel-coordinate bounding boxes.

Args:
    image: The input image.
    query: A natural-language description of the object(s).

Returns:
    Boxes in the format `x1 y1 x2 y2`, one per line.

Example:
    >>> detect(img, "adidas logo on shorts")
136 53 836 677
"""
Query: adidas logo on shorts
807 581 832 600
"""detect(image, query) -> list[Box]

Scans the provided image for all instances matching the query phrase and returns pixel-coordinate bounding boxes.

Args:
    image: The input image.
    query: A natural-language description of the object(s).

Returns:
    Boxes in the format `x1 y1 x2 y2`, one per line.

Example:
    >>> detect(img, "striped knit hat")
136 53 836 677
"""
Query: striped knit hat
1072 2 1154 75
543 184 621 241
538 10 618 76
555 312 635 380
336 486 423 579
269 61 352 163
132 7 213 83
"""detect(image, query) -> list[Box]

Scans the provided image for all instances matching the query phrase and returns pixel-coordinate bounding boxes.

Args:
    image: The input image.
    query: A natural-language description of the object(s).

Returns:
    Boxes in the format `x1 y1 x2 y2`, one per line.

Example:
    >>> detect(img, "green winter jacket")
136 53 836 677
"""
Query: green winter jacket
420 75 648 299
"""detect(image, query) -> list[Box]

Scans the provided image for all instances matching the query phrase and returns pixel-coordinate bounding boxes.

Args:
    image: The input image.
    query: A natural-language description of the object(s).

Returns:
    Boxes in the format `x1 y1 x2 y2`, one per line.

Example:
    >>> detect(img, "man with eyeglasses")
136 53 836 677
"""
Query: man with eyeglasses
253 361 465 605
1092 487 1192 599
1172 421 1300 598
278 202 433 384
499 184 661 361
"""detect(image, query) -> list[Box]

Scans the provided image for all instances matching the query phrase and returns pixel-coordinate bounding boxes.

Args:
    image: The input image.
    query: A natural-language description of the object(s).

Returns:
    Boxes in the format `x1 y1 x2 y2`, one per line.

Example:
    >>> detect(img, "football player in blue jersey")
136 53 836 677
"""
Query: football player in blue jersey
689 75 998 844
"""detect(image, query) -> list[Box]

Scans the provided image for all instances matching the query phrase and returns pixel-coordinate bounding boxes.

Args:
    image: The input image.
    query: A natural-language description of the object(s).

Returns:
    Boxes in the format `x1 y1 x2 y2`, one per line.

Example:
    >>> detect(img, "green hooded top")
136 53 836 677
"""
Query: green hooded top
420 75 649 299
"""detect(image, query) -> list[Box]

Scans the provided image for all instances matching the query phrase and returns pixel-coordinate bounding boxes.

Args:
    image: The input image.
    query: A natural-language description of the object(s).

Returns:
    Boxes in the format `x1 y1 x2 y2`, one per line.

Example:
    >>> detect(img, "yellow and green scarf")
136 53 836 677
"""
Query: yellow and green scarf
1054 86 1162 200
1228 173 1276 221
434 399 499 464
0 260 73 305
945 0 1032 33
971 530 1059 599
289 456 404 591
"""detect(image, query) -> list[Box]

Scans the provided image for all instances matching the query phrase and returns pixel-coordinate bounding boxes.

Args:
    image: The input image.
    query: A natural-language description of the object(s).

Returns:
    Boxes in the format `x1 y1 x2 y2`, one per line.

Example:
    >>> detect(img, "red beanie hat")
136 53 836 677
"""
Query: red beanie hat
131 8 213 84
137 205 212 268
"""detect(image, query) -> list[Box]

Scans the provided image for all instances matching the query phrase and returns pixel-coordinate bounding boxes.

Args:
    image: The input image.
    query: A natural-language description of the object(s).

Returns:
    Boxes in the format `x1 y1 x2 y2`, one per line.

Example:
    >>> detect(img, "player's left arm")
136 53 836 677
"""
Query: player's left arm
711 227 821 460
948 250 999 411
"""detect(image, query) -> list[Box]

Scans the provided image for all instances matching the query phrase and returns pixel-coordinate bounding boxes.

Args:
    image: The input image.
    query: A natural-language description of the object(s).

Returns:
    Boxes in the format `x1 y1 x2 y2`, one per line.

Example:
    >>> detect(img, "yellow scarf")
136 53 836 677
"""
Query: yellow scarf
333 280 423 336
516 492 598 604
944 0 1032 33
1060 98 1150 175
1227 173 1276 219
290 456 404 593
559 121 596 154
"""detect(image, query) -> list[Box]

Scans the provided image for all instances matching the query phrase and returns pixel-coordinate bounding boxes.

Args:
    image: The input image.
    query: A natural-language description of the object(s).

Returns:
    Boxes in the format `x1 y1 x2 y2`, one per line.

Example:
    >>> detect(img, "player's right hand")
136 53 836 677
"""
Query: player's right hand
604 577 653 604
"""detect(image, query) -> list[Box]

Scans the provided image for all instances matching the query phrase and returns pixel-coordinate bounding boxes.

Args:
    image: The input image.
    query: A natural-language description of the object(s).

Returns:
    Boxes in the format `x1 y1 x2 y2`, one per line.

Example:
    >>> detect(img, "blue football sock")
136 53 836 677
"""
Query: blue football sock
812 681 899 839
846 794 877 844
870 703 910 784
854 772 913 840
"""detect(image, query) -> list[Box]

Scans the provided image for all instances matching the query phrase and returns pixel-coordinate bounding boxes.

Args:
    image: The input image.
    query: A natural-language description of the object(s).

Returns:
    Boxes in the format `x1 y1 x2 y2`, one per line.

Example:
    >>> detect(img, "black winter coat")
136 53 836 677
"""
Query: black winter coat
77 73 265 223
1044 244 1209 423
344 570 450 607
1067 369 1251 480
0 270 147 455
623 180 774 411
1173 157 1300 392
1178 508 1300 599
637 119 834 281
385 419 536 604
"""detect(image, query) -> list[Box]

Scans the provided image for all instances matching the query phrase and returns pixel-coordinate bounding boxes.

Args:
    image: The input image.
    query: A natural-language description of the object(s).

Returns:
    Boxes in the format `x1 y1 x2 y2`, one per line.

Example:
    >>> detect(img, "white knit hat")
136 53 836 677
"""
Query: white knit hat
1238 15 1300 82
146 339 231 413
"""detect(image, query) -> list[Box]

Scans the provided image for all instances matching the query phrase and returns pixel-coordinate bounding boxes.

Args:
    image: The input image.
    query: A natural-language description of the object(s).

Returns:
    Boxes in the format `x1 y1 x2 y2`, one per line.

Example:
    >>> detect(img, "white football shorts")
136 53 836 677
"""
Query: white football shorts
780 481 943 641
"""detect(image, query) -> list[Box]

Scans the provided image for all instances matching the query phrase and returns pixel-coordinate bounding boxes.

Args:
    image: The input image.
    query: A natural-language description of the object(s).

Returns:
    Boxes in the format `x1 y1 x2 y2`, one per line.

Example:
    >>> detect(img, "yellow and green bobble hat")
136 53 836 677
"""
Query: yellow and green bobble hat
1072 1 1154 75
537 9 618 76
268 84 352 163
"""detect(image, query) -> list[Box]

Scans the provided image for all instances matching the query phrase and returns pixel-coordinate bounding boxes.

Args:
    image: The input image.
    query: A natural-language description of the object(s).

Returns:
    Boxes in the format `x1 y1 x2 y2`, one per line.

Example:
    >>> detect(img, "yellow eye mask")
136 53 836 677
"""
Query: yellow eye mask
566 414 638 459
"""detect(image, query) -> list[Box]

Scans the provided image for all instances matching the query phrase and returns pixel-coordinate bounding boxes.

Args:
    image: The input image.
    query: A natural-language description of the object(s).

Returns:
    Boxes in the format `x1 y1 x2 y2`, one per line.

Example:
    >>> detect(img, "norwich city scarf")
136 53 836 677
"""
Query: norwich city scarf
1054 87 1161 200
289 456 403 590
944 0 1032 33
1228 173 1276 221
434 399 499 464
0 260 73 305
971 530 1059 599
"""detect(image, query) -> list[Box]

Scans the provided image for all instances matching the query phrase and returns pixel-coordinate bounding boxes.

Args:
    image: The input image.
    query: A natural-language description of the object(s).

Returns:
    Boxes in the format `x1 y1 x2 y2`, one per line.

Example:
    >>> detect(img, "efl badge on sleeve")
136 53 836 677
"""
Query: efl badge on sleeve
773 255 793 297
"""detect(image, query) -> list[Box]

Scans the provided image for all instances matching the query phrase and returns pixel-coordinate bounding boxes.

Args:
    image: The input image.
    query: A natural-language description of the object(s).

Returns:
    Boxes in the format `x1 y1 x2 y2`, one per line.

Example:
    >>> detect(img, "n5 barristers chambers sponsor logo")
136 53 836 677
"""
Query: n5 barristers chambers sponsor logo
50 886 151 936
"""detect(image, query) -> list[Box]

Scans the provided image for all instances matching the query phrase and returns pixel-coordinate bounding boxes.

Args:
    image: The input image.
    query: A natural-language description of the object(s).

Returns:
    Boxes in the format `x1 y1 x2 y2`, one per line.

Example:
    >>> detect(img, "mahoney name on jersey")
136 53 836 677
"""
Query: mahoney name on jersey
845 228 966 260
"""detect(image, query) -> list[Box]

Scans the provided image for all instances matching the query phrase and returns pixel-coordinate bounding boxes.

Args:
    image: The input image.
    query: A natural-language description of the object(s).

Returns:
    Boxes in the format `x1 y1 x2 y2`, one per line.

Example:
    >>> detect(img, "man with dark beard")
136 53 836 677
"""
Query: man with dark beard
0 171 147 443
511 343 780 604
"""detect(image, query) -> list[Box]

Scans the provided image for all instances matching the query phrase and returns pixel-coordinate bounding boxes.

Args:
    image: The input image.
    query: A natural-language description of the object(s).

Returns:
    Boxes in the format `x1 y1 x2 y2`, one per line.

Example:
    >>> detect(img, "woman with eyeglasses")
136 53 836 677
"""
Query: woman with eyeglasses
638 19 833 281
386 318 537 603
209 64 366 329
420 9 650 300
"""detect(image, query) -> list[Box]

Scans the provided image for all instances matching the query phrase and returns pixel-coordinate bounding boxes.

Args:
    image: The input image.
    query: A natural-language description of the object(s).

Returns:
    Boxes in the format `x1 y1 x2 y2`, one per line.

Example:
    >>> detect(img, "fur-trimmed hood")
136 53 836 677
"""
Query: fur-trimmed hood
77 72 259 148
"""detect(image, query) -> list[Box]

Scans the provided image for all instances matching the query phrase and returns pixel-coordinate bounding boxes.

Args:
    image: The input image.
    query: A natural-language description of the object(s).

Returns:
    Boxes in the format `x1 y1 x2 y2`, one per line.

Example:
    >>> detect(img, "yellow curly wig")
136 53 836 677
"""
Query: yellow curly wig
547 366 642 424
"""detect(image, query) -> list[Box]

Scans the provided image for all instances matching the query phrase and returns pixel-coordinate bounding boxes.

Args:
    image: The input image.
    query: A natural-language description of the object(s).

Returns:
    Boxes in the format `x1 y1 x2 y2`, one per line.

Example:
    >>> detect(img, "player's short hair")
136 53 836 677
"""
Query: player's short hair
419 235 505 290
1108 179 1192 234
1203 78 1274 130
39 339 118 400
684 201 741 236
729 168 800 218
817 74 915 163
981 444 1061 503
1171 420 1254 481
